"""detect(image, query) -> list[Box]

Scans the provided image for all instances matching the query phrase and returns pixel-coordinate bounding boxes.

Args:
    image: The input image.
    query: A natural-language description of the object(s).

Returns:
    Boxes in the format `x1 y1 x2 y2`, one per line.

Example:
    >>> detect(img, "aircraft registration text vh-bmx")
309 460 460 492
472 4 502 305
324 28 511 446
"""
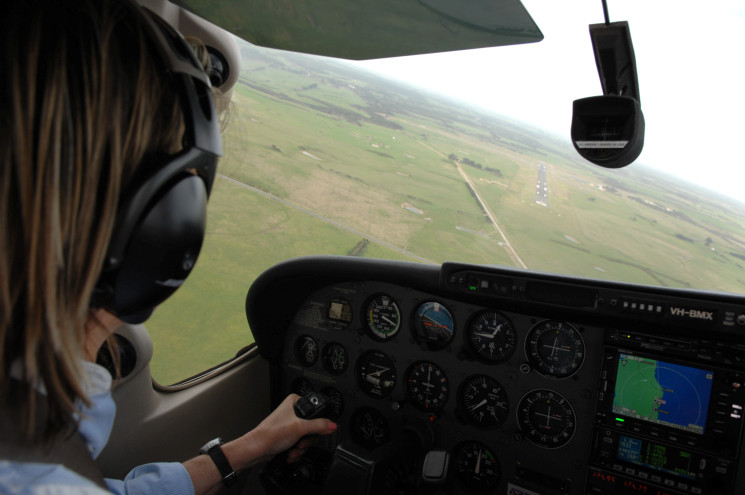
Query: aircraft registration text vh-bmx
6 0 745 494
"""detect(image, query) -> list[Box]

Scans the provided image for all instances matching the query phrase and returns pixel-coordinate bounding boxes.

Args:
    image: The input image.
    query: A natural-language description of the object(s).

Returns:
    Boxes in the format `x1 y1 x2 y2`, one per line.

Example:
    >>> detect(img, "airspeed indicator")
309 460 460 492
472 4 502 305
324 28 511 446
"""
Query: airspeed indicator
365 294 401 341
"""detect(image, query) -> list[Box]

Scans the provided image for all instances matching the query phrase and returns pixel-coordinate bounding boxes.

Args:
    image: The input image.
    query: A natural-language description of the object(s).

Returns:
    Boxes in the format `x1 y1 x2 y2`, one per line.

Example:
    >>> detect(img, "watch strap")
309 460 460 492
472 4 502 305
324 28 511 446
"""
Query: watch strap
199 438 237 487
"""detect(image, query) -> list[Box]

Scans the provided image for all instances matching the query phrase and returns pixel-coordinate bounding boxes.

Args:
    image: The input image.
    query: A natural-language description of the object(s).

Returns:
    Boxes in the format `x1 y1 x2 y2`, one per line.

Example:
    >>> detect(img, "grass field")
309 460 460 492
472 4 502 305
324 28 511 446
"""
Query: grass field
148 40 745 384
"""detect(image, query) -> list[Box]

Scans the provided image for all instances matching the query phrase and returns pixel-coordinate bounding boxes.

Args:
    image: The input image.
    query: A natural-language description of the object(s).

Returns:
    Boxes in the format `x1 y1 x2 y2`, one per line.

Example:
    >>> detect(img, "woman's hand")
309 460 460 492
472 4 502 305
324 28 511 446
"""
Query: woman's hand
238 394 337 465
185 394 337 495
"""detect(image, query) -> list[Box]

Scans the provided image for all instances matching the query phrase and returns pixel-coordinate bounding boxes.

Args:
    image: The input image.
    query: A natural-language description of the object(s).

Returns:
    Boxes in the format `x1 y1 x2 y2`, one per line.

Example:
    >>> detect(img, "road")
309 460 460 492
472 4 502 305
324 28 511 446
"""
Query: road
218 174 437 265
451 162 528 269
415 141 528 269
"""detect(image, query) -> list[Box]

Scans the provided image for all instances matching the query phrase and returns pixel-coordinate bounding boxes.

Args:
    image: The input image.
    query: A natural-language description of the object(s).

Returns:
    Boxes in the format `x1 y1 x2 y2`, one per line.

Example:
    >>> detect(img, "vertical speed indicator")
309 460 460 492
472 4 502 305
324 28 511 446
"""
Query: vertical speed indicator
365 294 401 341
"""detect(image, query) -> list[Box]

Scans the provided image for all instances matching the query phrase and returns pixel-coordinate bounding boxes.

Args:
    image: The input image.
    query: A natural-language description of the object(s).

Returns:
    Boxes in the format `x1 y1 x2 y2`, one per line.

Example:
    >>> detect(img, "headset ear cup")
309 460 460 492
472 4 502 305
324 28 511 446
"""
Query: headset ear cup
112 175 208 323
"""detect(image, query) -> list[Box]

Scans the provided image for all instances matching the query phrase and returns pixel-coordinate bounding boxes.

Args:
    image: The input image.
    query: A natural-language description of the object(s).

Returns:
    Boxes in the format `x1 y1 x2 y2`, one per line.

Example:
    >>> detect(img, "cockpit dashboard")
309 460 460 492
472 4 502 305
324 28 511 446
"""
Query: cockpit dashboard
246 256 745 495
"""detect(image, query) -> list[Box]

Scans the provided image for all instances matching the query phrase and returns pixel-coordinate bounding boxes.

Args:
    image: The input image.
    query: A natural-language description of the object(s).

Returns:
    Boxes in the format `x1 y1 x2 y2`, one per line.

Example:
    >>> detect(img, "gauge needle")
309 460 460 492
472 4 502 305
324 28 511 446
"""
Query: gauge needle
381 315 396 326
475 449 482 474
468 399 488 412
370 365 390 376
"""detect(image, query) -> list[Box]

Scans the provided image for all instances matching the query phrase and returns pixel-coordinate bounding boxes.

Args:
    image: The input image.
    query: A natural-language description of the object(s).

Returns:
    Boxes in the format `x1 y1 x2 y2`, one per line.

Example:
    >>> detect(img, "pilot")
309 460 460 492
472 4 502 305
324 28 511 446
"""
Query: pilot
0 0 336 493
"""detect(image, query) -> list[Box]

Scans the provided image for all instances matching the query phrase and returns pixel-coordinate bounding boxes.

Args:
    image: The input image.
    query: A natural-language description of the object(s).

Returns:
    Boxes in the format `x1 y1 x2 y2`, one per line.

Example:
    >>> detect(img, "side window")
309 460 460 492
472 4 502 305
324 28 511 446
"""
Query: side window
147 44 411 384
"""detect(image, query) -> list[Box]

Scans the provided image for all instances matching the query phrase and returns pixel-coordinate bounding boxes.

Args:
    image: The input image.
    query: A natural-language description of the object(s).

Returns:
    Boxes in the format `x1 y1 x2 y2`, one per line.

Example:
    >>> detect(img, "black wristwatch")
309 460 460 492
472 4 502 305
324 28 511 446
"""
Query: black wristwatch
199 437 237 487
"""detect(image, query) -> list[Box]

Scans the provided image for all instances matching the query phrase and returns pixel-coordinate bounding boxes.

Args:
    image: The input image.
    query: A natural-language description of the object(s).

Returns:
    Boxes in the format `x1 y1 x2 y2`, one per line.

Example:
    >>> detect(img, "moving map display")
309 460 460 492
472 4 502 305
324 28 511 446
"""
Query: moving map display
612 353 714 435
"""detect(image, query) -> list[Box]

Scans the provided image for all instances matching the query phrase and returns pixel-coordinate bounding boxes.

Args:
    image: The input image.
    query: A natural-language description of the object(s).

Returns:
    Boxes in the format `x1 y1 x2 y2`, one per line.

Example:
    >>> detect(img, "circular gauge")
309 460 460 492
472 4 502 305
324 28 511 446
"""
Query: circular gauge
295 335 319 366
467 311 517 363
458 375 509 429
322 342 348 375
405 361 449 410
525 320 585 378
365 294 401 341
357 350 397 398
327 298 353 329
516 389 576 448
452 441 501 491
412 301 455 350
350 407 390 450
292 377 314 397
320 387 345 420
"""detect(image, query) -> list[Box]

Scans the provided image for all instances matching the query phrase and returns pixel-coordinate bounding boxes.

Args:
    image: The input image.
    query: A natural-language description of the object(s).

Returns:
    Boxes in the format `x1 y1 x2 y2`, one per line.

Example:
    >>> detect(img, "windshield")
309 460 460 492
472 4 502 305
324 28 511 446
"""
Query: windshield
147 0 745 384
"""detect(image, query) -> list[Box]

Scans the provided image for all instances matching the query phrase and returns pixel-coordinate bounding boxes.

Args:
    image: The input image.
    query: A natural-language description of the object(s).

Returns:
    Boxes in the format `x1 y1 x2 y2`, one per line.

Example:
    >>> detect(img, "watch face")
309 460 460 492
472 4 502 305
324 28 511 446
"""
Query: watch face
200 437 223 453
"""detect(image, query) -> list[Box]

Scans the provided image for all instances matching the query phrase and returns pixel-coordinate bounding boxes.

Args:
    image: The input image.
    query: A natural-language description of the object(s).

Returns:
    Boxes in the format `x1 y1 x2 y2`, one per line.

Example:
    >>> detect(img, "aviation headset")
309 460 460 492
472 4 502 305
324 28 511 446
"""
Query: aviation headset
93 7 222 324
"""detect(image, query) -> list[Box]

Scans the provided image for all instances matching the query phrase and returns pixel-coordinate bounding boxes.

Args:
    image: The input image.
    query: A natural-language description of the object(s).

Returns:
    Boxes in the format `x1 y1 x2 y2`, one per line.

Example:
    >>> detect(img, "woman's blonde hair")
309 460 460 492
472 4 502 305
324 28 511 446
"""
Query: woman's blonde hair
1 0 184 440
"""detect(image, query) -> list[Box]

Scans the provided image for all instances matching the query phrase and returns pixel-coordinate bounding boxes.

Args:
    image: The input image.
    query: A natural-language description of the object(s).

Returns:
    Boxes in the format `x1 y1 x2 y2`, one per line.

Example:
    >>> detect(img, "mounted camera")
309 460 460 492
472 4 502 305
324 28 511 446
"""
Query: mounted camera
572 14 644 168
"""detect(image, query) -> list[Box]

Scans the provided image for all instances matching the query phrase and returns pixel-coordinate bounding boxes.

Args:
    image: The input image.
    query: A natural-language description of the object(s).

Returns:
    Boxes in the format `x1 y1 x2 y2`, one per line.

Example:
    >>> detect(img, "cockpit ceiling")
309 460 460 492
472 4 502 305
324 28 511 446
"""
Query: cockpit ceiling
177 0 543 60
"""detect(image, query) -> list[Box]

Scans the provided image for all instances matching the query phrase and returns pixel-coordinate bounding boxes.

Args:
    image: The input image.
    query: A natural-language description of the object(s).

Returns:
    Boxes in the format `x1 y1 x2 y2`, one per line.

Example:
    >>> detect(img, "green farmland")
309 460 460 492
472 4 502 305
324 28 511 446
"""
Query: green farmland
147 41 745 385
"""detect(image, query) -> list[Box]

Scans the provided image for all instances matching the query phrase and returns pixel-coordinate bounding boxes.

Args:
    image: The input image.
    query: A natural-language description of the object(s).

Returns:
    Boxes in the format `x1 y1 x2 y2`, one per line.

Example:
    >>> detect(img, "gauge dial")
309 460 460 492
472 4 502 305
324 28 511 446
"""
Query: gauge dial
467 311 517 363
295 335 319 366
350 407 390 450
320 387 345 420
357 350 397 398
517 389 576 448
365 294 401 341
322 342 348 375
453 441 501 491
405 361 449 410
458 375 509 429
525 320 585 378
412 301 455 350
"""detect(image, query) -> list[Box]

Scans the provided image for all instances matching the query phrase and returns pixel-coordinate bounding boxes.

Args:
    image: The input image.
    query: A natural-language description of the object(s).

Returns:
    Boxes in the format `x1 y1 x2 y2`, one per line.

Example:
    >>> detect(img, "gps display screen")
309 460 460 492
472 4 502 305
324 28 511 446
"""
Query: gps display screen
612 353 714 435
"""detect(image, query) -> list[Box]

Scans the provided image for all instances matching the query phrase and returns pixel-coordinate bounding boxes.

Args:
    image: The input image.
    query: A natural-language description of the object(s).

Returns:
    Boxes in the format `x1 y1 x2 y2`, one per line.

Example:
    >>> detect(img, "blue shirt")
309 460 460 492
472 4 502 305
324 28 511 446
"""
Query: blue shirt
0 362 195 495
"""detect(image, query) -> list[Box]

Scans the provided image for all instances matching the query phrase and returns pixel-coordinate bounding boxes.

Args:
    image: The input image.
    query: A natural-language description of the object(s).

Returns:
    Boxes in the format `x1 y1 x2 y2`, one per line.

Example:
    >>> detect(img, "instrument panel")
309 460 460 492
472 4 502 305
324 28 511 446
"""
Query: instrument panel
247 257 745 495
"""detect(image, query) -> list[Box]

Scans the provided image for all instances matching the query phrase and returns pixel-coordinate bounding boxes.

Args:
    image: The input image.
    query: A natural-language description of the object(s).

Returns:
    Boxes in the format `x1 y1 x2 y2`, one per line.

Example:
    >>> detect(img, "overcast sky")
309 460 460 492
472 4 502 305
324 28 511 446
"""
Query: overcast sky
357 0 745 202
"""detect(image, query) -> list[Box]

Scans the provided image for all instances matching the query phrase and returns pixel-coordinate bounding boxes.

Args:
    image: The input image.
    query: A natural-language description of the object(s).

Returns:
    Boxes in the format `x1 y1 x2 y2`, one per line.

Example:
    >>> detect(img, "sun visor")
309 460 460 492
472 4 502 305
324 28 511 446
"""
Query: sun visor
175 0 543 60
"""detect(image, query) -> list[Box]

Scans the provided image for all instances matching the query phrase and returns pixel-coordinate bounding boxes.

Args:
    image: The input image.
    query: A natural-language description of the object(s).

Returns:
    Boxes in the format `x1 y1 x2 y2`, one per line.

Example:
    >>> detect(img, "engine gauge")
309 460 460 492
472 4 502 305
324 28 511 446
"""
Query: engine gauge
357 350 397 398
525 320 585 378
452 441 501 491
467 311 516 363
295 335 319 367
320 387 345 420
405 361 449 410
350 407 390 450
457 375 509 429
412 301 455 350
322 342 348 375
516 389 576 448
365 294 401 341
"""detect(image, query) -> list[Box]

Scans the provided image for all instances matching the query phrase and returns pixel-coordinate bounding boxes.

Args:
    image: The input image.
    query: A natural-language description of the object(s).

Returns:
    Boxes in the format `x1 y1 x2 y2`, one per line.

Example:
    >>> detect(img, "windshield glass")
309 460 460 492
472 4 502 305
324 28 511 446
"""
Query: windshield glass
147 0 745 384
